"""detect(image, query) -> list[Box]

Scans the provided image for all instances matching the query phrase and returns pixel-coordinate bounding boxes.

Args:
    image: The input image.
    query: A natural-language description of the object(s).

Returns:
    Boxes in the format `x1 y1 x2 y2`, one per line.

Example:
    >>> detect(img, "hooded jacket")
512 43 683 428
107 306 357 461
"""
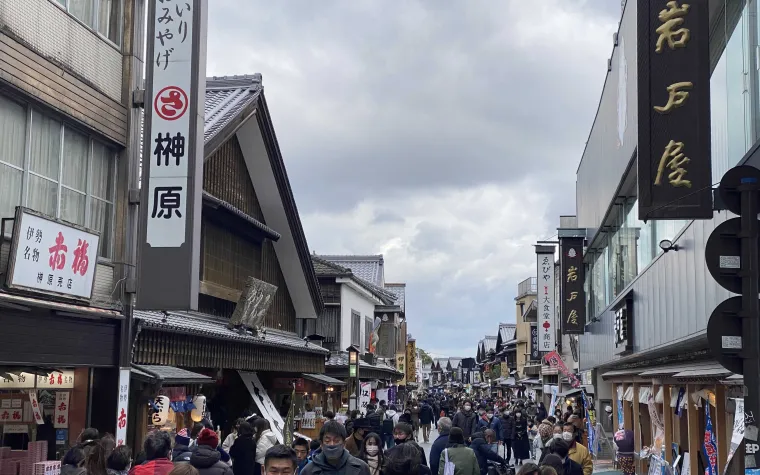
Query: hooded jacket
499 413 514 441
189 445 233 475
299 449 370 475
382 409 398 435
255 430 278 465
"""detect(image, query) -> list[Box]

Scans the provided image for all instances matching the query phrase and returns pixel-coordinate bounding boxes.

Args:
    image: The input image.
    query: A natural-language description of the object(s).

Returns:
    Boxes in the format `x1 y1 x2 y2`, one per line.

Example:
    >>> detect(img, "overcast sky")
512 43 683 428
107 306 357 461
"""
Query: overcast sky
206 1 621 358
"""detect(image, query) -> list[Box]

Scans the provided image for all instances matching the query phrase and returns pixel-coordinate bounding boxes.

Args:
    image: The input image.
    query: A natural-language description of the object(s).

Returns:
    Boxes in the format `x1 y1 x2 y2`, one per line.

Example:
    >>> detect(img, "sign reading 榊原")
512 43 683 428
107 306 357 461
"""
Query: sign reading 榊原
7 208 100 300
137 0 208 310
560 237 586 334
637 0 712 220
536 246 556 352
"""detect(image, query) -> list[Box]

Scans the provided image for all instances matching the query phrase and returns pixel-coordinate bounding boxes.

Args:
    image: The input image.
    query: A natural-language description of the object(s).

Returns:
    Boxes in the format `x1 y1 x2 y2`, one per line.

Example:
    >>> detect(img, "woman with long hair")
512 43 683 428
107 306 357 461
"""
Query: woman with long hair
253 419 276 474
358 432 384 475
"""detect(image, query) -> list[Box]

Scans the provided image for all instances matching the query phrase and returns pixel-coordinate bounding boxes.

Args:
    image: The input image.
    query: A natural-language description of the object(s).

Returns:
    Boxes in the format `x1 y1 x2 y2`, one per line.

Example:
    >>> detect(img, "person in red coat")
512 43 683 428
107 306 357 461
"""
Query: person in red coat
129 432 174 475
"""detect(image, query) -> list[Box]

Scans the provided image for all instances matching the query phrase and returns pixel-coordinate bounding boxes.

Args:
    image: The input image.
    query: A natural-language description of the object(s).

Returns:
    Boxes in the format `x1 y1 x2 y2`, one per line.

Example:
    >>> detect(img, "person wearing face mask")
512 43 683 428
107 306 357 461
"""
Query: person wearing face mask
358 433 384 475
452 401 478 441
511 408 530 466
344 419 371 457
387 423 427 467
475 407 502 439
300 421 370 475
499 408 514 464
469 430 507 475
560 424 591 475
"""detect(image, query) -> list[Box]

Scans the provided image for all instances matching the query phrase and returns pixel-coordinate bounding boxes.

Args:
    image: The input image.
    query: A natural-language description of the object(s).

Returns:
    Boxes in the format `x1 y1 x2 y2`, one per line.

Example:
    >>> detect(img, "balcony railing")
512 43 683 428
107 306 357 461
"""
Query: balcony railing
517 277 537 299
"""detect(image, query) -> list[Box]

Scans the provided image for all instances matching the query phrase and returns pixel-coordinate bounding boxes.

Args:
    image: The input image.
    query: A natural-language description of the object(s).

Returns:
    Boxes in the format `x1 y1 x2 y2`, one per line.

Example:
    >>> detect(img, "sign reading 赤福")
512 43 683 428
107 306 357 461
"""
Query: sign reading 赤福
637 0 711 220
560 237 586 334
137 0 208 310
7 208 99 300
536 245 556 352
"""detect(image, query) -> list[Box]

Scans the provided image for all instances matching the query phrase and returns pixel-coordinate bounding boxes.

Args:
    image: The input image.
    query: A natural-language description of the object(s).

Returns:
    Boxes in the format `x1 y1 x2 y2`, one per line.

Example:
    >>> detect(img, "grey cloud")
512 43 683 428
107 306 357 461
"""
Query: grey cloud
371 210 405 225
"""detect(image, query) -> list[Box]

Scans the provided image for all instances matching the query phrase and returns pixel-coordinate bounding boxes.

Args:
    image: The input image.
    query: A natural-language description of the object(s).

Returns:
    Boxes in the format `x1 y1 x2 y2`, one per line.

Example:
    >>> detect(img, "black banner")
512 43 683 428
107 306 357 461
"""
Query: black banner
530 325 539 360
637 0 712 220
560 237 586 334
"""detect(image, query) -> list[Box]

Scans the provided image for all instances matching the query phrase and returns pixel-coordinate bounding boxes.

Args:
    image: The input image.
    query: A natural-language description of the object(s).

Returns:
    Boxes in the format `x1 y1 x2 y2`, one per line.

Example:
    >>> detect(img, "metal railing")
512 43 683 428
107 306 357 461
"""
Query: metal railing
517 277 537 298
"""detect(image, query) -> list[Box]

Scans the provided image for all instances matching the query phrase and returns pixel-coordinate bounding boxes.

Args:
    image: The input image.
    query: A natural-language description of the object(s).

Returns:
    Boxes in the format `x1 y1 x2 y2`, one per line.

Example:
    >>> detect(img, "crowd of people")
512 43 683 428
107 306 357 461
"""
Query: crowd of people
54 392 596 475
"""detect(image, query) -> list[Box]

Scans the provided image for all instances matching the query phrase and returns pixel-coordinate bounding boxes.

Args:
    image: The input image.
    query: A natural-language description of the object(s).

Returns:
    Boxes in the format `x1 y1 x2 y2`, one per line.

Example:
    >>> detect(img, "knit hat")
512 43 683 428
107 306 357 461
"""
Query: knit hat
197 428 219 448
175 428 190 446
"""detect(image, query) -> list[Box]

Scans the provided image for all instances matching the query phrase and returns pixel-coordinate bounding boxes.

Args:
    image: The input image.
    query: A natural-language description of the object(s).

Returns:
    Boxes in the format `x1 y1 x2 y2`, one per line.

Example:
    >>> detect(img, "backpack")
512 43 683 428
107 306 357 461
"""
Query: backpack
443 449 456 475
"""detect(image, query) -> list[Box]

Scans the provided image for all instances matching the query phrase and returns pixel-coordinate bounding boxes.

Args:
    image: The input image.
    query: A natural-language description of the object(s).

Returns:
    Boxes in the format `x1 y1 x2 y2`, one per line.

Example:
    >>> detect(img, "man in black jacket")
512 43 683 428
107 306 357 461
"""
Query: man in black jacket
470 430 507 475
551 439 583 475
452 400 478 440
365 405 383 439
418 401 435 443
499 408 514 463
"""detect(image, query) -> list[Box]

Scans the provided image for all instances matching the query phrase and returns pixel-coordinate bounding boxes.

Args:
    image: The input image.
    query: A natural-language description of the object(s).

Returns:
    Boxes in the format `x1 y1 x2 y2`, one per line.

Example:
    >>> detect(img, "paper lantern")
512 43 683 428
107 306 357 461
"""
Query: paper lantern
191 395 206 422
152 396 170 426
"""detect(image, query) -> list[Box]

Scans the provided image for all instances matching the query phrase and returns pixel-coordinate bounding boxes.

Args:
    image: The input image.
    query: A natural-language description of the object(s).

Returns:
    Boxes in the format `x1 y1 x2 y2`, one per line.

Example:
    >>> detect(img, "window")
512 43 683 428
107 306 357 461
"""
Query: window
54 0 123 47
0 95 118 258
364 317 372 351
351 310 361 347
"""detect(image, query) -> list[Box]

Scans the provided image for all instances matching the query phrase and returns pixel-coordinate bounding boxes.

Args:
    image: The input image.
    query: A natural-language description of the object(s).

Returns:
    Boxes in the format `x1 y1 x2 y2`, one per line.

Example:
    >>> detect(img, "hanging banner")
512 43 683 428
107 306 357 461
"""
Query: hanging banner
725 398 743 473
359 382 371 416
617 385 624 430
559 236 586 334
376 389 389 405
549 386 559 416
536 246 556 351
136 0 208 310
582 391 596 454
28 392 43 425
54 392 70 429
543 350 580 388
406 340 417 384
636 0 712 220
702 403 718 475
647 392 665 458
115 369 130 446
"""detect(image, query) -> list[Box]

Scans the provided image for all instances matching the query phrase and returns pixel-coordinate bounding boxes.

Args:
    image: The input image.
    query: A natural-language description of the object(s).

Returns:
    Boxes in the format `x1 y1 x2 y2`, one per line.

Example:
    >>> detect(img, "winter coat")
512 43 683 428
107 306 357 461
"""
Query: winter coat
344 433 363 457
419 404 435 425
452 411 478 439
189 445 234 475
568 442 593 475
382 410 397 435
470 436 506 475
366 410 383 436
398 413 412 425
222 433 237 453
429 433 449 475
229 433 256 475
536 406 548 422
499 415 514 441
562 458 584 475
410 406 421 425
128 459 174 475
511 416 529 441
255 430 278 465
475 416 502 436
299 449 370 475
437 445 479 475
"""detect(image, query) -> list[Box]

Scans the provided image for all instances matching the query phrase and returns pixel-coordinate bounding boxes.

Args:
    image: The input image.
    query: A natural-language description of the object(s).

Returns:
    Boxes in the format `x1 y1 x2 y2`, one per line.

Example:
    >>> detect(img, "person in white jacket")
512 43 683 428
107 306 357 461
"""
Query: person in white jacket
253 419 278 467
222 418 244 453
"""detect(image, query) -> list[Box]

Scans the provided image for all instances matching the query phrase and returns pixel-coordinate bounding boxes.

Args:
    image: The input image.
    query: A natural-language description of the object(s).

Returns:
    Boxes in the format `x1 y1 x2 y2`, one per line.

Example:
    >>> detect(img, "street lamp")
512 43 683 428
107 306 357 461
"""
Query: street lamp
347 345 361 412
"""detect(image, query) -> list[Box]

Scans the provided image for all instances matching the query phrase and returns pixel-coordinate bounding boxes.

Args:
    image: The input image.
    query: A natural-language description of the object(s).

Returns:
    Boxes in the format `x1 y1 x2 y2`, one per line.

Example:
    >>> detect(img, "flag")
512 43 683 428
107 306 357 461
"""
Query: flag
284 384 295 445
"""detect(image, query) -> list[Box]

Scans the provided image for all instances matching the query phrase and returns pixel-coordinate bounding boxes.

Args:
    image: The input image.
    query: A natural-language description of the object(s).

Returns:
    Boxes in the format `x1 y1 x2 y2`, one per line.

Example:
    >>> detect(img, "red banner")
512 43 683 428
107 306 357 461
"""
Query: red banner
543 350 581 388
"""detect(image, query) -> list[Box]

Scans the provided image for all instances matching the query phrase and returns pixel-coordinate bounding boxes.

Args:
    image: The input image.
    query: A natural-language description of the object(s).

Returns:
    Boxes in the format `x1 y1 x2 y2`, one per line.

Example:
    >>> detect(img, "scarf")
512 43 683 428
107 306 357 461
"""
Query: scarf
365 455 380 475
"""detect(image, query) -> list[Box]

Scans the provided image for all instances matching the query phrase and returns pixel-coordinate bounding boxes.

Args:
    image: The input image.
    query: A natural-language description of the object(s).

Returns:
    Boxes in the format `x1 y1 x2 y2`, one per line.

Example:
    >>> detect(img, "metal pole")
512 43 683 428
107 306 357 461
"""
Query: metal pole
740 177 760 470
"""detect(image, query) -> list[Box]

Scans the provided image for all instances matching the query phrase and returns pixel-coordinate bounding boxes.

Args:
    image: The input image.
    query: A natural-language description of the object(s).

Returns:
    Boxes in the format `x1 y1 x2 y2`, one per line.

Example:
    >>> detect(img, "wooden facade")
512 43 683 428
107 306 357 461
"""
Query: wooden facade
200 135 297 332
0 32 127 145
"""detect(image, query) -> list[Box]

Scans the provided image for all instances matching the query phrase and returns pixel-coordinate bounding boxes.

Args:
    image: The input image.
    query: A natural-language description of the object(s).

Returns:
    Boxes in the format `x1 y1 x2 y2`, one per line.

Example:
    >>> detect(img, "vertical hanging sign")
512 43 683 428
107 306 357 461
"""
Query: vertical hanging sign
137 0 208 310
637 0 712 220
536 245 556 351
560 236 586 334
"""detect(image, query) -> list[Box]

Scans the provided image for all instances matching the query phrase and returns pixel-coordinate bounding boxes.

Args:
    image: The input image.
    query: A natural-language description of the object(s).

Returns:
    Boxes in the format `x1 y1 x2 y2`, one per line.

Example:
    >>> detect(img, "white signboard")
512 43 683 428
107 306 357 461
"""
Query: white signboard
115 369 130 446
239 371 285 444
29 392 43 425
0 406 22 423
301 412 316 429
0 371 75 390
8 210 99 299
145 1 196 247
359 382 371 416
54 392 70 429
537 252 556 351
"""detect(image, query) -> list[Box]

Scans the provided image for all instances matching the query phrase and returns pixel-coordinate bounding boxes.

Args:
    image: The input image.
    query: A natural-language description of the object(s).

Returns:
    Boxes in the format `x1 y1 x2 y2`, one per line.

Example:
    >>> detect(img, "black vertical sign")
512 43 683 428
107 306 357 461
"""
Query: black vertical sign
560 237 586 334
530 325 539 360
637 0 711 220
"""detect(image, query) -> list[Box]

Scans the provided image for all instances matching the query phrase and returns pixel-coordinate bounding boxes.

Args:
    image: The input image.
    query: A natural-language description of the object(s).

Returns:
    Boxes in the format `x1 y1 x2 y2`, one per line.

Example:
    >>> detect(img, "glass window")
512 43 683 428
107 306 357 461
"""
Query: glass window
29 111 61 180
0 96 26 221
97 0 122 46
68 0 95 28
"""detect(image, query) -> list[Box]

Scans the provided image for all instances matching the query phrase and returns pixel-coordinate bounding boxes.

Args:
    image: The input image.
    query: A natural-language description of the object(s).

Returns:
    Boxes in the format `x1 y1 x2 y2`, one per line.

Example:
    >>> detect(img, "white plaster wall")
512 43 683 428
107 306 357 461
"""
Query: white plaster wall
340 284 376 354
0 0 123 101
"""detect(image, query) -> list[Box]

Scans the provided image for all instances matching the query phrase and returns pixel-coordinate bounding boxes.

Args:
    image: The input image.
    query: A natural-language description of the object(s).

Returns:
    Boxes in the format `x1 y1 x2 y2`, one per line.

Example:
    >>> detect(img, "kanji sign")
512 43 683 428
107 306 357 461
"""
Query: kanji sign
115 369 130 446
560 236 586 334
29 392 43 425
536 246 556 351
0 371 75 390
54 392 70 428
137 0 207 310
7 208 99 300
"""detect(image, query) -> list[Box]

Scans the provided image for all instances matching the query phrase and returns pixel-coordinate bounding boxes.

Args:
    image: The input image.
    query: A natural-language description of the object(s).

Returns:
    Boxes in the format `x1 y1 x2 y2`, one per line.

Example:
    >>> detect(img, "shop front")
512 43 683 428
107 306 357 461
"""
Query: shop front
325 352 403 408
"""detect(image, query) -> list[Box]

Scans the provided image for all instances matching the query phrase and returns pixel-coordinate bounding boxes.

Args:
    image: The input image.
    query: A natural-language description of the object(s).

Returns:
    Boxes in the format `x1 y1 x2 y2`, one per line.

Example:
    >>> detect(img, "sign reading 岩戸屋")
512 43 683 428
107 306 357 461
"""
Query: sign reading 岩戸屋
536 246 556 351
137 0 208 310
7 208 100 300
560 237 586 334
637 0 712 220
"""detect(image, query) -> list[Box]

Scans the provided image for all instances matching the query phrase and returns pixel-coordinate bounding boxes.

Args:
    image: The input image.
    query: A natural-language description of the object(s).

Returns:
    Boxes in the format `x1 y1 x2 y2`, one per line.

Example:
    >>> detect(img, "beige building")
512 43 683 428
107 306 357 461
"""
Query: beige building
514 277 538 380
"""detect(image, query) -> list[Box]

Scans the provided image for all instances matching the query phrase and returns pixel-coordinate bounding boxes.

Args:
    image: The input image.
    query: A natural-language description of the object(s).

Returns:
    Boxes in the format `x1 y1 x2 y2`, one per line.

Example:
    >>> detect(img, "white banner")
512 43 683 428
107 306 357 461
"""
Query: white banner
537 252 556 350
360 382 372 416
115 369 130 446
0 371 75 390
54 392 70 428
28 392 43 425
725 398 744 474
238 371 285 444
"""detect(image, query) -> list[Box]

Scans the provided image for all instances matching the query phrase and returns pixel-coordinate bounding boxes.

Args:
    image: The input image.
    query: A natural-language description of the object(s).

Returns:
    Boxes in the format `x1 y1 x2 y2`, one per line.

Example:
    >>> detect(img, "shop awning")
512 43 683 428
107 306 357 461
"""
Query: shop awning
558 388 583 398
302 374 346 386
600 368 643 378
672 363 732 379
130 365 213 384
518 378 541 385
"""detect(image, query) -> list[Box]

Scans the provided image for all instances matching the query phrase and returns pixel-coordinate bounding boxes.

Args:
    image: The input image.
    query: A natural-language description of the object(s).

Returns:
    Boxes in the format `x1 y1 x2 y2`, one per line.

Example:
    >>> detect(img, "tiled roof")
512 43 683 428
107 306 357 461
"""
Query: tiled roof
321 255 385 286
498 323 516 343
483 335 498 353
313 256 396 304
384 283 406 312
448 357 463 368
205 74 262 145
134 310 328 355
131 365 213 384
311 256 351 276
325 352 402 374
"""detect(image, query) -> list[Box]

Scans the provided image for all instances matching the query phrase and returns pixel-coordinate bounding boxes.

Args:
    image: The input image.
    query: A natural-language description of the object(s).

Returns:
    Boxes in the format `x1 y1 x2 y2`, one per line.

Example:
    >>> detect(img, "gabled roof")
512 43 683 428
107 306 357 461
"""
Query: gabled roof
202 74 324 318
312 256 396 305
498 323 516 343
483 335 498 353
384 283 406 312
522 300 537 319
448 357 463 368
321 255 385 286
